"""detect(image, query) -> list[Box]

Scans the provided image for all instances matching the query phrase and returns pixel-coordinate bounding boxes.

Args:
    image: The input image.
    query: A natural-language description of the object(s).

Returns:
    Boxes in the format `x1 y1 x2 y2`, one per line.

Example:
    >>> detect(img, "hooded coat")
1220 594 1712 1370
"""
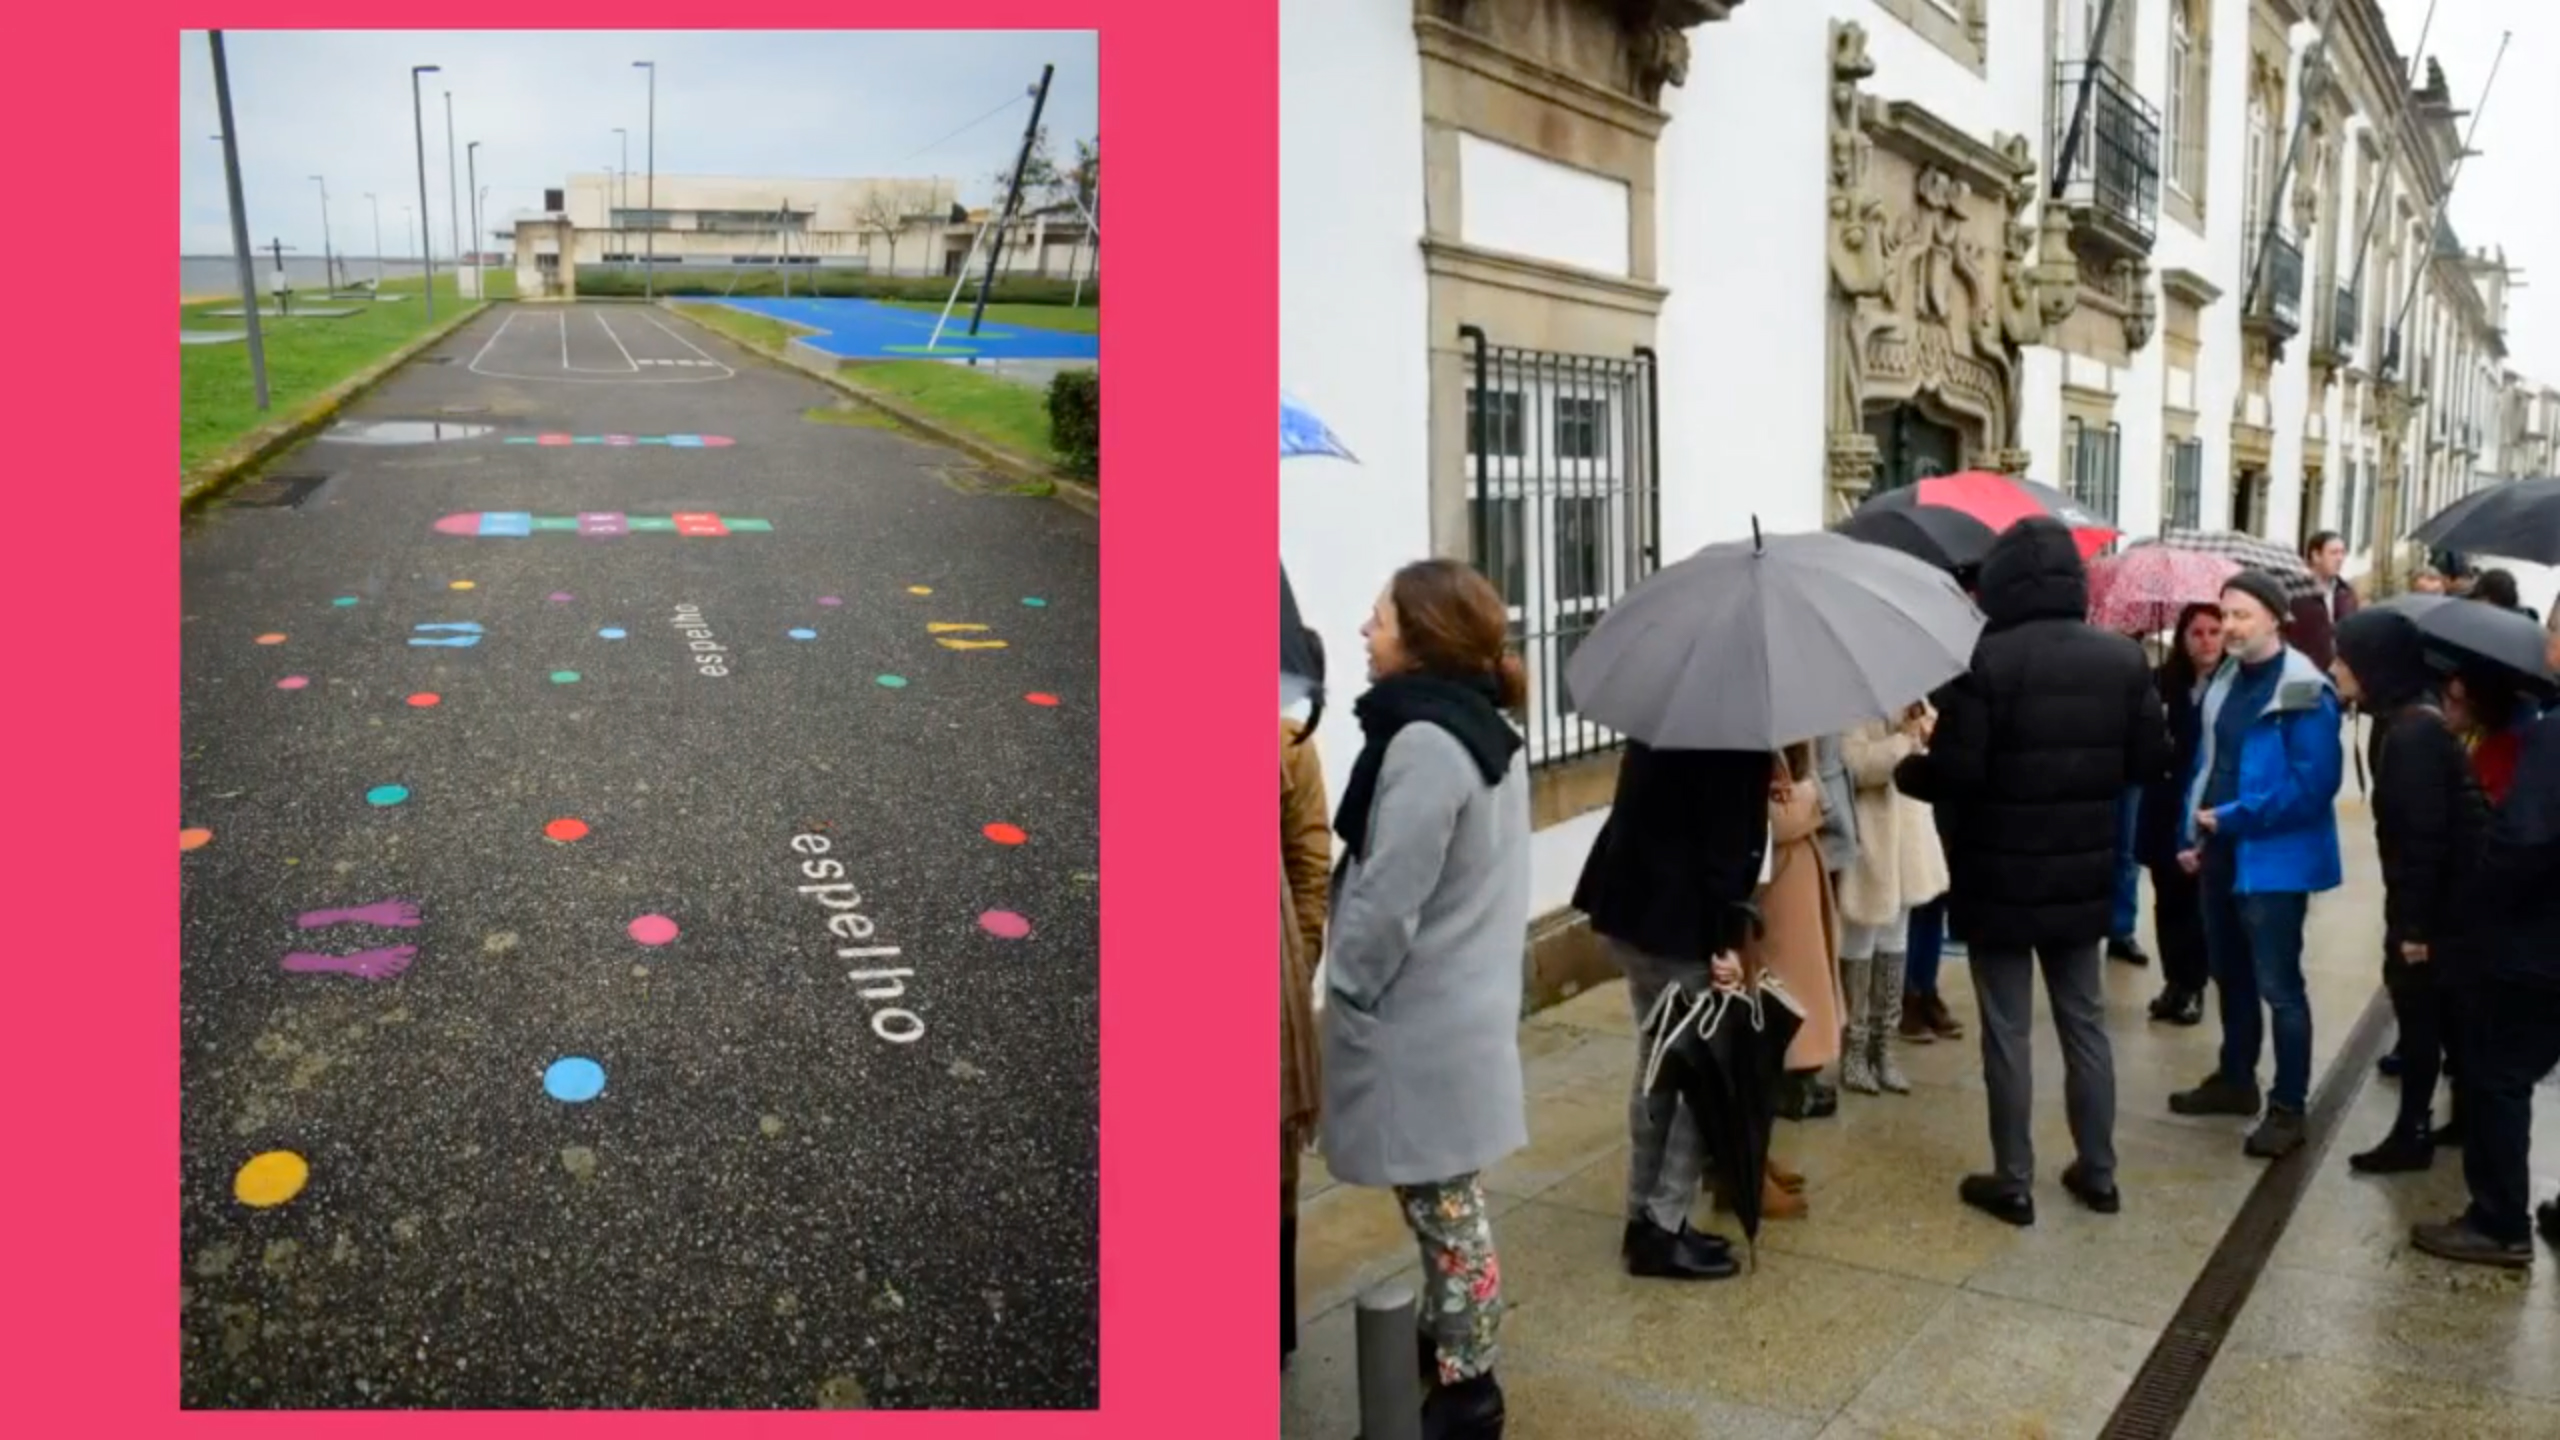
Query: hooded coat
1894 517 2171 949
2333 609 2488 960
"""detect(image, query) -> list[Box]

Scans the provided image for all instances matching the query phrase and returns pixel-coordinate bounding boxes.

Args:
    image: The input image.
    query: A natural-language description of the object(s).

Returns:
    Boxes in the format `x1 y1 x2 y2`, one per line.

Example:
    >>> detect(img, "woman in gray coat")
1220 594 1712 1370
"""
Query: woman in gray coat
1322 558 1531 1440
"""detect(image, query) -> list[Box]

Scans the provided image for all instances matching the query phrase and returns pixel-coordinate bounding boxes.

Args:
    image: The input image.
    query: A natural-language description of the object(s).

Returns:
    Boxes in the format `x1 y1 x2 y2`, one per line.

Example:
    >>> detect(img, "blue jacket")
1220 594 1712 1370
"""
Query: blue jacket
2179 645 2344 895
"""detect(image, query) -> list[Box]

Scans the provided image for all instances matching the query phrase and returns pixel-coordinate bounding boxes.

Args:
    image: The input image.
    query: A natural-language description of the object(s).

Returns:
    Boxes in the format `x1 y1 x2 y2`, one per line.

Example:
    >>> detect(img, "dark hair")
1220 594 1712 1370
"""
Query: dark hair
2453 668 2523 731
2304 530 2342 558
1292 627 1327 746
2474 568 2522 611
1387 559 1529 708
2158 601 2223 701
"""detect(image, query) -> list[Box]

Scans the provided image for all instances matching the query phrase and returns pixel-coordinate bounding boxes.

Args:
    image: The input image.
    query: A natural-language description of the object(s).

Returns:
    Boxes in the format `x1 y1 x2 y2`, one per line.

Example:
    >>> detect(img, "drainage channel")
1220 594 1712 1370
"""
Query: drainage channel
2096 985 2396 1440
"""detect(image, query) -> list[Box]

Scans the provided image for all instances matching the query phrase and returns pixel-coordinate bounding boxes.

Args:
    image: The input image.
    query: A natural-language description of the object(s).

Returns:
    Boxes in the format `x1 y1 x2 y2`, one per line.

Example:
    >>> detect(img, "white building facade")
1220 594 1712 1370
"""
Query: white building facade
1281 0 2528 1007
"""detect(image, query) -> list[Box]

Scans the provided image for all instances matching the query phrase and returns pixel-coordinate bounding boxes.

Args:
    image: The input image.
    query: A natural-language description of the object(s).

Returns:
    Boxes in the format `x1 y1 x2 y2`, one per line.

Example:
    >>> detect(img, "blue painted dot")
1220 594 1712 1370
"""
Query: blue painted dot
365 784 409 807
544 1057 605 1103
1021 597 1047 607
876 674 908 689
332 596 360 607
788 628 817 641
598 627 627 640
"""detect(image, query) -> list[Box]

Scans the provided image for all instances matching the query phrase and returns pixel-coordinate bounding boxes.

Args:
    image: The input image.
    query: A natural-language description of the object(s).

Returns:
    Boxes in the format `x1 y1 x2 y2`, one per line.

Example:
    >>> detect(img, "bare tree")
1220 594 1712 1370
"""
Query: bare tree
856 185 911 276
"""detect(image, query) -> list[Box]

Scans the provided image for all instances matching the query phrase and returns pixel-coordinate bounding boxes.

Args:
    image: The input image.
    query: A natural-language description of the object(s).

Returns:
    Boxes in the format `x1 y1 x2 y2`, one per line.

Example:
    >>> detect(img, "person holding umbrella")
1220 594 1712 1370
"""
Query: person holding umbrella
2167 570 2345 1160
1318 560 1531 1435
1892 516 2170 1225
2137 602 2225 1027
1279 629 1330 1367
2327 606 2488 1176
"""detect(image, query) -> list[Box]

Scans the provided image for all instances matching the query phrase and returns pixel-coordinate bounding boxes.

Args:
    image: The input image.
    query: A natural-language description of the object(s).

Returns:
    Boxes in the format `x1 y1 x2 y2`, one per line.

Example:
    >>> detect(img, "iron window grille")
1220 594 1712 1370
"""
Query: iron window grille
2051 59 2162 250
1460 328 1660 771
2066 418 2124 524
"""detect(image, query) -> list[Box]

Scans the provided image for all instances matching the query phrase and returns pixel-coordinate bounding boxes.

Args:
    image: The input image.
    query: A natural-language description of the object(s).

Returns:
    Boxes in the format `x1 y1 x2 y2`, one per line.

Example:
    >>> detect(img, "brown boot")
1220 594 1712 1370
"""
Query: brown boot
1767 1155 1806 1193
1714 1172 1809 1221
1898 993 1935 1042
1923 992 1966 1041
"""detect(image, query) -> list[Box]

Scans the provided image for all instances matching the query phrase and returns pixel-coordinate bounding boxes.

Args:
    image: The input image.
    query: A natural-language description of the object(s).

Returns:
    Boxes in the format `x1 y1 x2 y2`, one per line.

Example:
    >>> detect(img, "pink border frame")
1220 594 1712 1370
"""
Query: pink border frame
10 7 1275 1429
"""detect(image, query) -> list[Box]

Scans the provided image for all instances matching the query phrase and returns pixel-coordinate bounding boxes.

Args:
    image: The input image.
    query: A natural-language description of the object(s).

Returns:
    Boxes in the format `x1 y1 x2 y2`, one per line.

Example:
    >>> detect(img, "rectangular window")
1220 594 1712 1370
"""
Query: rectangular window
2066 418 2123 524
2165 30 2191 195
1461 337 1659 770
2163 438 2204 531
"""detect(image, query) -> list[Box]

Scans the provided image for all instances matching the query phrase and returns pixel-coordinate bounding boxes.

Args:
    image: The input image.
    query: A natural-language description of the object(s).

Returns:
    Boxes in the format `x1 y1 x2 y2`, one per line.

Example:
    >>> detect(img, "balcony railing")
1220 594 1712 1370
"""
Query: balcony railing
2051 59 2162 255
2330 285 2359 360
2248 229 2303 343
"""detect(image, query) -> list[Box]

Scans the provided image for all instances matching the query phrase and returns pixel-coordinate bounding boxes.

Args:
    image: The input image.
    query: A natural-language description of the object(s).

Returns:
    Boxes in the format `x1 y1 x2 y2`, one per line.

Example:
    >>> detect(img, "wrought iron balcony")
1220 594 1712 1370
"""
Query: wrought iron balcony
2245 229 2303 346
2050 59 2161 257
2327 285 2359 363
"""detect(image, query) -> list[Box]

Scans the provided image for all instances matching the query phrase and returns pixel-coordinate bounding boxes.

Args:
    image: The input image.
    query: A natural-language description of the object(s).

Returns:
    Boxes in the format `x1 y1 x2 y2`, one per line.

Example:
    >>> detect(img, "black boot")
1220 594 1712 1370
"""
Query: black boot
1420 1372 1506 1440
2429 1115 2466 1149
1281 1216 1298 1366
2347 1128 2434 1174
1623 1217 1738 1280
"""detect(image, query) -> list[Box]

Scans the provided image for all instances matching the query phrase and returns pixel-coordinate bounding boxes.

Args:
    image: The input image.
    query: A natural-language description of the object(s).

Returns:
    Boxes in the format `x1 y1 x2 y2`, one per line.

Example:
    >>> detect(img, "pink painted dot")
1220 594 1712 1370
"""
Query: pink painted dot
1025 692 1060 707
433 513 481 535
538 433 574 446
627 914 679 946
276 675 310 691
818 596 842 607
255 633 288 646
703 435 736 448
605 435 634 447
979 910 1032 940
549 592 575 603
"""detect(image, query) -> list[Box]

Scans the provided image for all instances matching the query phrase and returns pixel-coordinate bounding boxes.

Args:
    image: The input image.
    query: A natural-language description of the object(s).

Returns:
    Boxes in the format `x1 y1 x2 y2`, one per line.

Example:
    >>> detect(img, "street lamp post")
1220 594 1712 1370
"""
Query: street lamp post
444 90 463 298
310 175 335 292
363 192 384 286
614 126 628 270
634 60 656 299
412 64 440 320
466 142 482 298
207 31 269 411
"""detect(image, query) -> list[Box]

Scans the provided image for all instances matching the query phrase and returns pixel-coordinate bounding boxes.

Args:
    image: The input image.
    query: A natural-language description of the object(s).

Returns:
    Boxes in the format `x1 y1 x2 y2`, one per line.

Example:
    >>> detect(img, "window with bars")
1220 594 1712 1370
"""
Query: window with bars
2162 437 2204 531
2065 418 2123 524
1461 332 1659 771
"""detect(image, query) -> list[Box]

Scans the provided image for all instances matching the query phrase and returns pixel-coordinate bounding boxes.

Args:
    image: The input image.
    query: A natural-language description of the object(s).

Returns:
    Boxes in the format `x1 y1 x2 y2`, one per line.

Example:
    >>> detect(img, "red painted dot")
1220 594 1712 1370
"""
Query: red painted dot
407 692 441 708
544 818 590 843
1025 692 1061 707
983 823 1027 846
255 633 288 645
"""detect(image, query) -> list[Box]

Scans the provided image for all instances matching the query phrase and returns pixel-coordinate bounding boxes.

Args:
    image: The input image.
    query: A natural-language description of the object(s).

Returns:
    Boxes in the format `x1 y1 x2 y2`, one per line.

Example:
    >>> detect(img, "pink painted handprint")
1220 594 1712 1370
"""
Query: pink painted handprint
281 946 417 981
296 900 423 930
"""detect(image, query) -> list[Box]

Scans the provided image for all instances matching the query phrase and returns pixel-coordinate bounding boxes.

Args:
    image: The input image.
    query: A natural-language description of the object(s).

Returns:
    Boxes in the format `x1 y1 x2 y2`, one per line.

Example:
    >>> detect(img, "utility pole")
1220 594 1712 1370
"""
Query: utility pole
208 31 269 411
2368 30 2508 594
445 90 463 298
465 142 482 297
969 63 1054 338
263 238 298 315
412 63 441 320
614 127 628 271
311 176 336 292
635 60 657 299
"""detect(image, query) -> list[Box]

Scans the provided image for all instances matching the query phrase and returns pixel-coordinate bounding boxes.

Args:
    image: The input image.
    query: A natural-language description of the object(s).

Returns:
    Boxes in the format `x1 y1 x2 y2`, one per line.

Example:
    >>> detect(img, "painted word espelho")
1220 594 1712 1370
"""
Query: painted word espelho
790 832 923 1045
672 603 729 678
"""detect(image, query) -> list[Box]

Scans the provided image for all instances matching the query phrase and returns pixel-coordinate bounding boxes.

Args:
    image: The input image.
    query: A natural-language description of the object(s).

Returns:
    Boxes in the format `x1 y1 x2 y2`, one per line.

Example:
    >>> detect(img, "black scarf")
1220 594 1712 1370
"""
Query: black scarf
1334 673 1522 861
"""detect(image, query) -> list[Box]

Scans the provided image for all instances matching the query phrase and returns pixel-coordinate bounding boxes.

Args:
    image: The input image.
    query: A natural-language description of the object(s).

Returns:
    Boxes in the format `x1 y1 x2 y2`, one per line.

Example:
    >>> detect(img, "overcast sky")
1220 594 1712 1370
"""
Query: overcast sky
2377 0 2558 387
178 29 1098 257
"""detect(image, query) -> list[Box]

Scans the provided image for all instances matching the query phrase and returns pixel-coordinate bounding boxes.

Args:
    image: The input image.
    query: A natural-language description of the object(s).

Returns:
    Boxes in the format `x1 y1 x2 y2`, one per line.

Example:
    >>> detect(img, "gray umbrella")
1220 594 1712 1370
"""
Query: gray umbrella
1564 523 1985 751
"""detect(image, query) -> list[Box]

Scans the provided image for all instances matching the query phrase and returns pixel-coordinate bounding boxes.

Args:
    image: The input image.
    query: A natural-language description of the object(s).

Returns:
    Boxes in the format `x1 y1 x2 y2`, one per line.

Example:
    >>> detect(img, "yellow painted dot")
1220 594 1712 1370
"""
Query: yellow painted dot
449 580 477 591
234 1151 310 1208
907 585 932 595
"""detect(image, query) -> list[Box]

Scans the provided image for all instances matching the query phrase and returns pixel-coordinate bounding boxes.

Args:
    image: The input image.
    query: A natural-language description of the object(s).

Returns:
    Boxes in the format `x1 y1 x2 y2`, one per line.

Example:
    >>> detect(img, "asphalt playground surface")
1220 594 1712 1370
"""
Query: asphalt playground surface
179 301 1098 1409
711 295 1101 361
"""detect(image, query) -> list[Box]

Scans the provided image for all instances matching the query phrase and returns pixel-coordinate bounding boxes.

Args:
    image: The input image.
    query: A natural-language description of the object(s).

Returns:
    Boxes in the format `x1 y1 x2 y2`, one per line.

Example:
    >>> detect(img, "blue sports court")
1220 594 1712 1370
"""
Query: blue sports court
705 296 1099 361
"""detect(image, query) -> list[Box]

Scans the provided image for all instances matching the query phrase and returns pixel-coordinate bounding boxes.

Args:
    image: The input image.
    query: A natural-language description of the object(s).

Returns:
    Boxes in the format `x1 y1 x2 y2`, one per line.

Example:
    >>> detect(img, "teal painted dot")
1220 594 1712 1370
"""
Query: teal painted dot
1021 597 1047 608
551 671 581 684
332 596 359 607
788 628 817 641
597 628 627 640
875 674 908 689
365 785 409 807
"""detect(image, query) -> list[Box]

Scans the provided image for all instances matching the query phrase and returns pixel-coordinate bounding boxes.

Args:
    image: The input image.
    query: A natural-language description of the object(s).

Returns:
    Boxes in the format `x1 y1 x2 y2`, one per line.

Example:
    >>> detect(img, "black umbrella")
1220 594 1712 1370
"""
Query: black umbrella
2372 593 2559 698
1281 563 1321 715
2411 476 2560 565
1638 963 1802 1258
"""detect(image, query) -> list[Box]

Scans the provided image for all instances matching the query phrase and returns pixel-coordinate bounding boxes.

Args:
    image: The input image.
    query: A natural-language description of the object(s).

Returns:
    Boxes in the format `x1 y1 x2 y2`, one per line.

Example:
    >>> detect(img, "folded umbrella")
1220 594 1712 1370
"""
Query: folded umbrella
2371 593 2559 698
1837 470 2118 573
2126 529 2318 601
1639 974 1804 1257
2086 545 2240 635
2411 476 2560 566
1564 523 1983 751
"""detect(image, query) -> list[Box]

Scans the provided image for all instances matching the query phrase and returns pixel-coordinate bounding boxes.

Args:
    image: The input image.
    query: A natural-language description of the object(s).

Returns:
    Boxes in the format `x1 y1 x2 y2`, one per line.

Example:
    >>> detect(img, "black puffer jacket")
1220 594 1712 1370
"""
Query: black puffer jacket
1895 517 2170 948
2463 709 2560 994
2334 608 2487 959
1574 743 1771 962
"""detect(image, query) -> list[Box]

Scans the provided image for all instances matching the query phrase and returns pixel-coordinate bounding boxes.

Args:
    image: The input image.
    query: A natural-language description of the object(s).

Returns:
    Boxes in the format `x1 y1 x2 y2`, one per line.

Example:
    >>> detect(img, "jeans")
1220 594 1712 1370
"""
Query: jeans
1905 897 1947 996
2199 873 2314 1112
2460 980 2560 1244
2112 785 2142 940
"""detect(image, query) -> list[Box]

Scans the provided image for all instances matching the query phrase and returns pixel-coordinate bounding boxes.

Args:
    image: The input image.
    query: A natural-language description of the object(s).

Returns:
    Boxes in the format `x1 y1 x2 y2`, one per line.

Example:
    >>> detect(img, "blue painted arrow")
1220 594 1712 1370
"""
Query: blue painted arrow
409 636 481 647
414 622 482 632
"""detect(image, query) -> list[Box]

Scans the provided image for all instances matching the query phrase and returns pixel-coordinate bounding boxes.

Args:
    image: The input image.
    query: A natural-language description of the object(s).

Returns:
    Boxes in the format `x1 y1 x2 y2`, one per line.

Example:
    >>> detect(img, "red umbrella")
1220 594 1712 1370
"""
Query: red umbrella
1840 470 2120 572
2087 546 2240 635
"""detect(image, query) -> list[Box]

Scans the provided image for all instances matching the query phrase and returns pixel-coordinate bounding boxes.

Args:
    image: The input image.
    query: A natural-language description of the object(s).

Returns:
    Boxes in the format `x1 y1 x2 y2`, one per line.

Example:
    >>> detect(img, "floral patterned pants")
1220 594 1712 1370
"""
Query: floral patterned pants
1394 1174 1502 1383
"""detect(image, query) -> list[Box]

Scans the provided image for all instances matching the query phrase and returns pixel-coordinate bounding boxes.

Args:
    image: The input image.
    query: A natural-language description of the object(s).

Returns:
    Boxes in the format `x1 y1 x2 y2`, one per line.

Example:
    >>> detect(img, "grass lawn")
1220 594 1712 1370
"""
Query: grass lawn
180 271 511 474
879 300 1097 335
671 299 822 354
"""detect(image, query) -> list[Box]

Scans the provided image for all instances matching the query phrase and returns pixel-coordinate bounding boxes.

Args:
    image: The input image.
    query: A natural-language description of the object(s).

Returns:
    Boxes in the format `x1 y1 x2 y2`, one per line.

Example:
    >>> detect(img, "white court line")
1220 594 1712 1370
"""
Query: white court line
640 311 739 377
592 309 644 372
464 306 734 384
465 308 523 371
558 310 639 373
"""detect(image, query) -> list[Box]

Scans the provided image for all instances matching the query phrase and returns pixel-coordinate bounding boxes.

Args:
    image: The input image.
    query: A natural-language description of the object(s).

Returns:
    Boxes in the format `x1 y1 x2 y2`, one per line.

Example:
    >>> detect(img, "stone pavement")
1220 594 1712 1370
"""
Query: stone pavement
1282 797 2560 1438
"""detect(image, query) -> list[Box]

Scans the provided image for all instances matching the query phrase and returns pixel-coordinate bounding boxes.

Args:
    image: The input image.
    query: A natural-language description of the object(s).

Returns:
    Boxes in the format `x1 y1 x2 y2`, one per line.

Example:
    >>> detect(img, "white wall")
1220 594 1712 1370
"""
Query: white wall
1279 0 1435 814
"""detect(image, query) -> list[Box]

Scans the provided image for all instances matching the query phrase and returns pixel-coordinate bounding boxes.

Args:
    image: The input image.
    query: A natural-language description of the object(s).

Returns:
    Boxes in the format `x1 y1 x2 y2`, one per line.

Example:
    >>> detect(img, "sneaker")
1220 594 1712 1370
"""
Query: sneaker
2347 1129 2434 1174
2108 936 2151 967
2410 1216 2533 1270
2170 1072 2264 1117
2245 1106 2308 1159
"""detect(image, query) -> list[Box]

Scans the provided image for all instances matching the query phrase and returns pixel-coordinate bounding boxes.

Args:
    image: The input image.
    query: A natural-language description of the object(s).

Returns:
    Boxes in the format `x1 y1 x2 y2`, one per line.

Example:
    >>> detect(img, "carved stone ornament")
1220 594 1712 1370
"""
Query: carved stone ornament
2119 258 2159 351
1824 19 2077 513
1426 1 1740 106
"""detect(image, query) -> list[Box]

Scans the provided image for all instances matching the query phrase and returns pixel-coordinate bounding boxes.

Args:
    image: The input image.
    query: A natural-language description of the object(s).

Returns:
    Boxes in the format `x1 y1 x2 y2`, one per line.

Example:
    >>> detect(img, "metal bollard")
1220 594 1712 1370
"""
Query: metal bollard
1352 1281 1422 1440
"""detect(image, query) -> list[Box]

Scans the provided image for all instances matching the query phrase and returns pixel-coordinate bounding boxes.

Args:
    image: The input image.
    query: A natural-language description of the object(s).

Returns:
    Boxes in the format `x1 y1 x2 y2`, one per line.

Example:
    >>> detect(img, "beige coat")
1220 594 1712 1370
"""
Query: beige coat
1834 717 1950 928
1744 776 1842 1071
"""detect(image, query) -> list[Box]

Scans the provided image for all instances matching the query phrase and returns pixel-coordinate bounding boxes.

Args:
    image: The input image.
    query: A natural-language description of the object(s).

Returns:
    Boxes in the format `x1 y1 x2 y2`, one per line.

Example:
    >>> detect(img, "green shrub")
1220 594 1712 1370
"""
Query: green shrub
572 267 1095 306
1047 369 1100 480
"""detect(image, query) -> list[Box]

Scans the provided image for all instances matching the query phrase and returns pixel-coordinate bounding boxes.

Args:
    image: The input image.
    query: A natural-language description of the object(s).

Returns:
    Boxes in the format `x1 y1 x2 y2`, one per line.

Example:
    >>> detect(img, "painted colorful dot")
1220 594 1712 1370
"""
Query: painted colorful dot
504 433 734 447
628 914 679 946
1022 597 1048 607
366 785 409 807
407 692 441 708
544 818 589 843
549 592 575 603
181 828 214 852
551 671 581 684
256 633 288 645
434 511 774 538
818 596 842 607
598 628 627 640
544 1057 606 1103
332 596 360 607
276 675 310 691
233 1150 310 1208
788 628 817 641
876 675 908 689
983 823 1027 846
980 911 1032 940
1026 693 1060 707
450 580 476 590
907 586 933 595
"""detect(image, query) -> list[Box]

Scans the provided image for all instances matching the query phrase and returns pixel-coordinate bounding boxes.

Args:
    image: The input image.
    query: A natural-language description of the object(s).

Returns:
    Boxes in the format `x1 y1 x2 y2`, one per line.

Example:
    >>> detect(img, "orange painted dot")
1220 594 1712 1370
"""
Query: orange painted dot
233 1150 309 1208
544 818 590 843
1025 693 1060 707
180 828 214 852
983 823 1027 846
407 692 441 708
255 633 288 645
